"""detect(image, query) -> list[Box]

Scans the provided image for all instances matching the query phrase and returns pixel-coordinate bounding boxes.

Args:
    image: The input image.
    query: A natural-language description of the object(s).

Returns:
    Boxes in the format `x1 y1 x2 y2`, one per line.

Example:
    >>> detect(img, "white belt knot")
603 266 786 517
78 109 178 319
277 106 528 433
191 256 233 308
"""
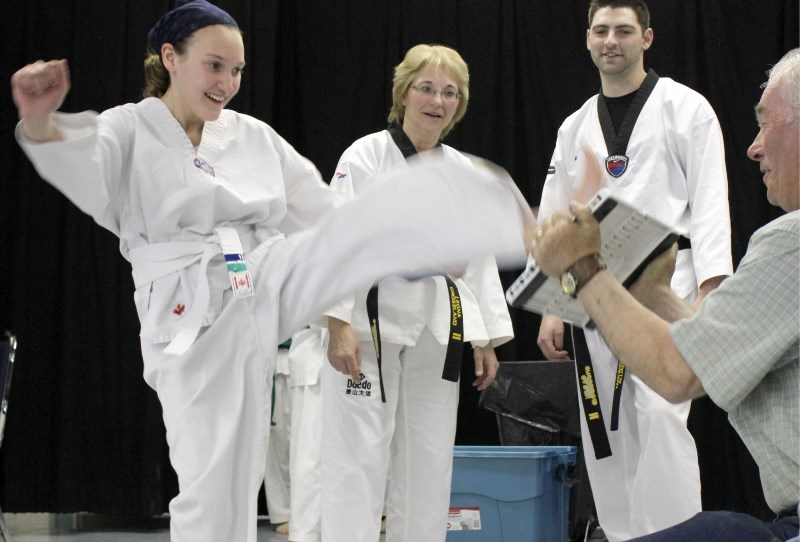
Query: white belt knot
129 227 255 356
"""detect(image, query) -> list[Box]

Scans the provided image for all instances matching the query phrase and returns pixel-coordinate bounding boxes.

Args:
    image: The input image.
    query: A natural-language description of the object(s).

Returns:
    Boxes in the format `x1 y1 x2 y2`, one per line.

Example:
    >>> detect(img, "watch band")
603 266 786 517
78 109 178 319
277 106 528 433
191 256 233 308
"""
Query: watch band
565 253 607 298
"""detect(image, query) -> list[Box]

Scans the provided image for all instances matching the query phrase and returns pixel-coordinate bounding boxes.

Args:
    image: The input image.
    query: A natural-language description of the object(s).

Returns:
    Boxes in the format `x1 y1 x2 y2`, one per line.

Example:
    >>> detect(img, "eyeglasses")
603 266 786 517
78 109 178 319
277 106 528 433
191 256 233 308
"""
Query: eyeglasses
410 84 460 102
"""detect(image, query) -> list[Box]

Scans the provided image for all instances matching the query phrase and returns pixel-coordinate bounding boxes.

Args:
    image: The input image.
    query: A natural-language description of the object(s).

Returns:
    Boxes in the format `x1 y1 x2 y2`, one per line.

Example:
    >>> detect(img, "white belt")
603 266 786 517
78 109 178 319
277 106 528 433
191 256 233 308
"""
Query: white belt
129 227 256 356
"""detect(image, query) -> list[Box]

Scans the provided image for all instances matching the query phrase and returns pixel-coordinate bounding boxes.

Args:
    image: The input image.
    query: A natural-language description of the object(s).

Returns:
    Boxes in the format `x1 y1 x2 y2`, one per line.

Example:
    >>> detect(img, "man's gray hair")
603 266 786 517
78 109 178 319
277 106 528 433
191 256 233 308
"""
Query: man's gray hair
765 48 800 122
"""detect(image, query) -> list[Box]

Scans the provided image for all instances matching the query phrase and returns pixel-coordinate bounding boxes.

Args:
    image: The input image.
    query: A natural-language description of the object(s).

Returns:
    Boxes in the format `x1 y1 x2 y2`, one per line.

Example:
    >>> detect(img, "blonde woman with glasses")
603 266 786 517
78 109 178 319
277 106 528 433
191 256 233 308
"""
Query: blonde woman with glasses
321 44 514 542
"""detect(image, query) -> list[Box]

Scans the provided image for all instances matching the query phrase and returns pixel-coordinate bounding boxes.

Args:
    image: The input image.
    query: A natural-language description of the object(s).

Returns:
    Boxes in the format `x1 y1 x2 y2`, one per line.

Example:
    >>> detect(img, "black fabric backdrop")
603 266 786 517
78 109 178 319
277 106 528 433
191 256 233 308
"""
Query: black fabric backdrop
0 0 796 518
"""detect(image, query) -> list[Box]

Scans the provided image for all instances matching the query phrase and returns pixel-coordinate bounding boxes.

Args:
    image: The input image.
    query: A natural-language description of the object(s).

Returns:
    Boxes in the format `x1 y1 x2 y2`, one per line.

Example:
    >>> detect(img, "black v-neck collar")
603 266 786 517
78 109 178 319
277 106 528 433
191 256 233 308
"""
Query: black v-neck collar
388 123 443 160
597 69 660 157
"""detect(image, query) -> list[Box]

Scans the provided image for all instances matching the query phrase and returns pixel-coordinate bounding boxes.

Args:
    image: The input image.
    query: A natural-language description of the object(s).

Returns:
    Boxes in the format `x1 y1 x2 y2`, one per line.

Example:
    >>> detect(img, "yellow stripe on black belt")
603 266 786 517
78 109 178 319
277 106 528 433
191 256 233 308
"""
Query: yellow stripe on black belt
441 276 464 382
571 326 612 459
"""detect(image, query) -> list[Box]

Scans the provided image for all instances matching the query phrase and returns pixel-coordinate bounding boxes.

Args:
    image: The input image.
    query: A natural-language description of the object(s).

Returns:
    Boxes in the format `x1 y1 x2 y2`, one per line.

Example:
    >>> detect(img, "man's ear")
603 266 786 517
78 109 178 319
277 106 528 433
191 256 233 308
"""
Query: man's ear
643 28 654 51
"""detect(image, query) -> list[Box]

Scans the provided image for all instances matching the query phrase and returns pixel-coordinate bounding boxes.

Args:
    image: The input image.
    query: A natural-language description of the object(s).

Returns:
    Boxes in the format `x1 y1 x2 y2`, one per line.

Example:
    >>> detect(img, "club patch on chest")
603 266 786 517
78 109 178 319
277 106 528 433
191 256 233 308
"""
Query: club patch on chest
605 155 629 178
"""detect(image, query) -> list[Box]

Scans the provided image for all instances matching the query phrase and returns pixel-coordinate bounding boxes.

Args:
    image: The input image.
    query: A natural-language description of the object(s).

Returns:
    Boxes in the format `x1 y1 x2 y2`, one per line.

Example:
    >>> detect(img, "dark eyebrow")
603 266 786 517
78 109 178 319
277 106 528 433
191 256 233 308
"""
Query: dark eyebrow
591 23 636 31
204 53 246 67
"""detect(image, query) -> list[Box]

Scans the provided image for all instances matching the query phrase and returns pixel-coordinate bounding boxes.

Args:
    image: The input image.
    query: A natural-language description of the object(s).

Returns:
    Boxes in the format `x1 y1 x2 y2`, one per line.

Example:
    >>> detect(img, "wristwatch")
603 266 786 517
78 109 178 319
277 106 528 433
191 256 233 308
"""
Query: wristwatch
561 253 607 298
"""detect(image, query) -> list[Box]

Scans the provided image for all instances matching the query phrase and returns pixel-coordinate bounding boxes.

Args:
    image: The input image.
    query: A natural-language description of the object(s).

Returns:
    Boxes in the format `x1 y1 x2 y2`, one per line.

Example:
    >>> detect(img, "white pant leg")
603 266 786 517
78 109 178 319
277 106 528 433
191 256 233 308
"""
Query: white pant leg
626 285 703 536
578 331 640 542
383 468 390 517
321 340 401 542
141 294 272 542
139 237 287 542
387 328 458 542
580 330 700 542
288 379 323 542
628 374 700 537
264 365 291 524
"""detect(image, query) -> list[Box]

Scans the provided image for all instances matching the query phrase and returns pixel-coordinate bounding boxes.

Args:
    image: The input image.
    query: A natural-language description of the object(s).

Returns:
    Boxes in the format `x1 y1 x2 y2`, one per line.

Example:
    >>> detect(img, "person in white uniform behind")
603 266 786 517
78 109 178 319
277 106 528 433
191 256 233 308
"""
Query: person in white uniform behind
535 1 732 540
283 325 326 542
10 2 531 540
322 44 514 542
263 338 292 534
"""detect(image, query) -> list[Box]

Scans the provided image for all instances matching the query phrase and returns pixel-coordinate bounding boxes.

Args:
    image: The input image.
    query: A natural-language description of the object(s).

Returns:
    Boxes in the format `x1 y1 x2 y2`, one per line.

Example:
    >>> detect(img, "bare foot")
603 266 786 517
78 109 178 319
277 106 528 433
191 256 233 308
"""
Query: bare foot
275 522 289 535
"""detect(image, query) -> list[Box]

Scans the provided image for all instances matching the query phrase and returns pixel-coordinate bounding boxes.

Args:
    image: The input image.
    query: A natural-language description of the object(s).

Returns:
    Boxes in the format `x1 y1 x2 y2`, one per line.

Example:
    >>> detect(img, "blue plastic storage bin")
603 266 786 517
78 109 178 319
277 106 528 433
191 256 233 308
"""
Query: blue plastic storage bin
447 445 577 542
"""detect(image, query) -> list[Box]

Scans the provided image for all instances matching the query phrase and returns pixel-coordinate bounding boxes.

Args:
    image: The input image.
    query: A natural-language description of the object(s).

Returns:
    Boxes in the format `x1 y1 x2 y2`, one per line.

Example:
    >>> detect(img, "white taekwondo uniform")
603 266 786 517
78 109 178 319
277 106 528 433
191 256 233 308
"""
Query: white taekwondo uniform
17 99 528 542
287 326 327 542
321 127 514 542
538 75 733 541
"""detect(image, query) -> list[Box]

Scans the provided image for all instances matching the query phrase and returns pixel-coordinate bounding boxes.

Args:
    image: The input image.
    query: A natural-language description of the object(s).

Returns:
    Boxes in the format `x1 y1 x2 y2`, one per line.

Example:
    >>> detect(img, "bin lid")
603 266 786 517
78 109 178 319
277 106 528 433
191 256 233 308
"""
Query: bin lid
453 445 576 460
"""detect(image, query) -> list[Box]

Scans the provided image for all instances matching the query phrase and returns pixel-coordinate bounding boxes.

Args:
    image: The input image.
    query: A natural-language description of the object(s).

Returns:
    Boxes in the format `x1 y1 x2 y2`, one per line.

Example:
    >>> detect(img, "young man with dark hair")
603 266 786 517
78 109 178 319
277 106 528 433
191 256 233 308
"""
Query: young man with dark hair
535 1 732 540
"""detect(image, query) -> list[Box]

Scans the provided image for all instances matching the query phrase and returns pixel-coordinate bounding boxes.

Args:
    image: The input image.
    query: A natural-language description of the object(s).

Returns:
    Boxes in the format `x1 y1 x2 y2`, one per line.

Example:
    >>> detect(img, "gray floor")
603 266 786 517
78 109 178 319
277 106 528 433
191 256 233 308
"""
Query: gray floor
6 513 391 541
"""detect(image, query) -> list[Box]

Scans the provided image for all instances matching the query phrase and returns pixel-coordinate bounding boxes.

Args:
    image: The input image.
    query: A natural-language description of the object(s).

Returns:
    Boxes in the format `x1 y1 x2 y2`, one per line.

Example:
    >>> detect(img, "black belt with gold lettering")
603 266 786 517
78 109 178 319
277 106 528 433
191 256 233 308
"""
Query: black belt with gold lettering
441 276 464 382
367 277 464 404
571 326 612 459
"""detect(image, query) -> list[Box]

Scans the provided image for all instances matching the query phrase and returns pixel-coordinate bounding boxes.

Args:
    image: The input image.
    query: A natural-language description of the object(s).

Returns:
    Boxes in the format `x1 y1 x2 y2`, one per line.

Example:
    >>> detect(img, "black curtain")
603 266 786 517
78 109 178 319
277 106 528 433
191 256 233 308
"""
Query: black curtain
0 0 795 517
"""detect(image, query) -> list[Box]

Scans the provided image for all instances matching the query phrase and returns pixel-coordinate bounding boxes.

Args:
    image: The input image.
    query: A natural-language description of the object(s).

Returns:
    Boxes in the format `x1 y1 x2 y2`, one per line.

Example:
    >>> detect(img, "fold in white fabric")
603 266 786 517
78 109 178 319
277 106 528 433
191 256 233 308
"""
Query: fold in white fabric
270 155 533 343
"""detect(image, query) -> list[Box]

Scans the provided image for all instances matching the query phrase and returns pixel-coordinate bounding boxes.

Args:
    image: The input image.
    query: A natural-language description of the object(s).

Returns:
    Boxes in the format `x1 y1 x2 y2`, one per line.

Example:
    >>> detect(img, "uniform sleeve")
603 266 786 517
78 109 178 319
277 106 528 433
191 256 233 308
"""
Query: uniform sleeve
459 255 514 347
323 294 355 324
16 109 128 236
676 106 734 284
443 147 514 345
269 129 342 234
321 143 380 323
330 148 380 198
538 129 574 222
330 160 356 198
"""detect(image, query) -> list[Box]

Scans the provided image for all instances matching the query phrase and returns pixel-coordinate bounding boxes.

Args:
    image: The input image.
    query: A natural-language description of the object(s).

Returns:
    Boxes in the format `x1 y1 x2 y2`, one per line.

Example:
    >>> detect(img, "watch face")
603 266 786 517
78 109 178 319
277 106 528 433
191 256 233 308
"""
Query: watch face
561 272 577 296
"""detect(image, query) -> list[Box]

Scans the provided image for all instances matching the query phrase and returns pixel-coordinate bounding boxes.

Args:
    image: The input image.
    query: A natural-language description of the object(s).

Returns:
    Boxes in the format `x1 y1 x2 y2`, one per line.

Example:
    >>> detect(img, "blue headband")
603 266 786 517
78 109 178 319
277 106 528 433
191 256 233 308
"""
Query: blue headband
147 0 238 53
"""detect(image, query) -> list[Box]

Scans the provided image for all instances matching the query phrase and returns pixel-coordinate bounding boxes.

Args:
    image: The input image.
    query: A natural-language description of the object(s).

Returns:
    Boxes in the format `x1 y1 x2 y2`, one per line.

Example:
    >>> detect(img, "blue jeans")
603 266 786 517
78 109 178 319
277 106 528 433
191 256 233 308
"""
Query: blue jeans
629 511 799 542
